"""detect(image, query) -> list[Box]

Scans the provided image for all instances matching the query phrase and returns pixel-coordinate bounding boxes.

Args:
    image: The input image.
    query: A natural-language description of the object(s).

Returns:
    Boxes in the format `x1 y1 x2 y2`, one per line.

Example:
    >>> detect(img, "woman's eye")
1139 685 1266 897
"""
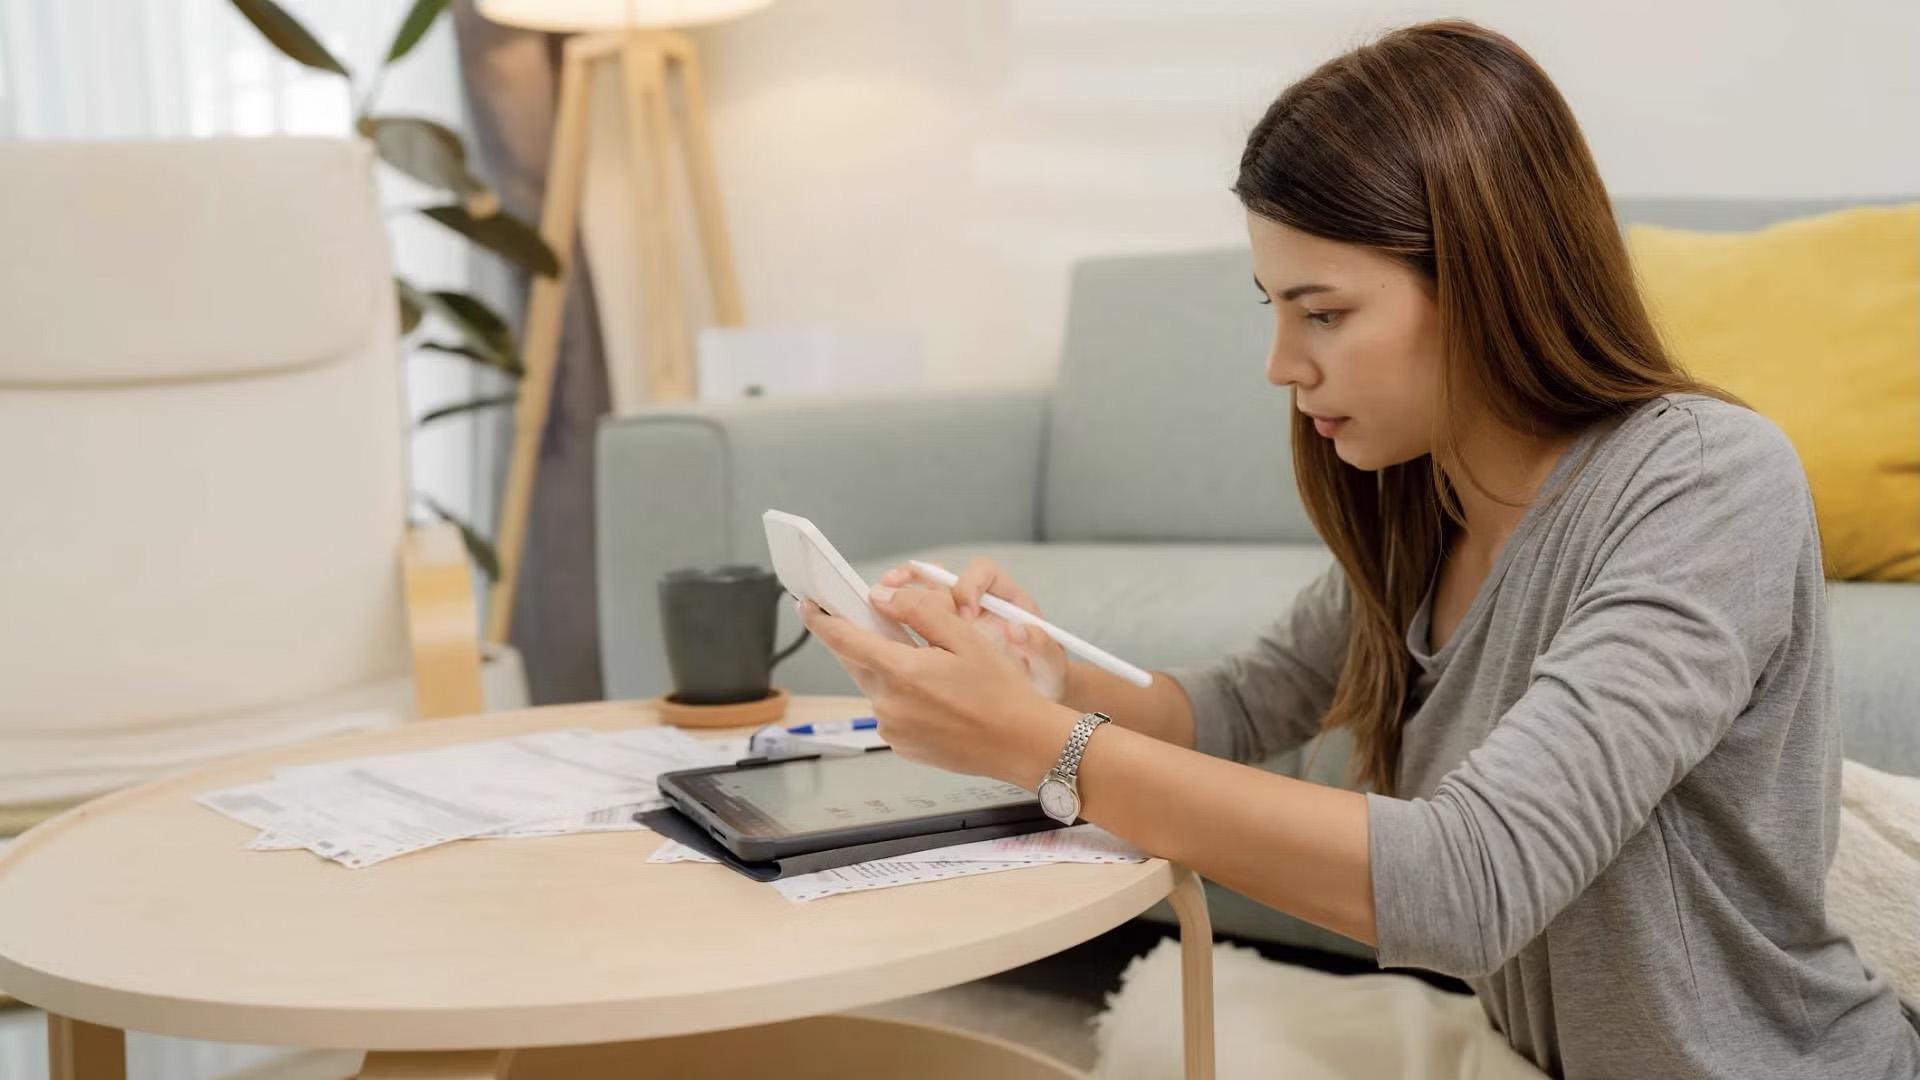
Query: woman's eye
1305 310 1341 327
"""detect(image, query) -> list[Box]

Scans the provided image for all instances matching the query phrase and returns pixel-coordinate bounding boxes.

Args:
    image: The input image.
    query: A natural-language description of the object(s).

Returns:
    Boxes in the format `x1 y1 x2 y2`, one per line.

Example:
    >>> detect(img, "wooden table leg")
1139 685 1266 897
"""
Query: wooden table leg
355 1050 516 1079
1167 865 1215 1080
47 1014 126 1080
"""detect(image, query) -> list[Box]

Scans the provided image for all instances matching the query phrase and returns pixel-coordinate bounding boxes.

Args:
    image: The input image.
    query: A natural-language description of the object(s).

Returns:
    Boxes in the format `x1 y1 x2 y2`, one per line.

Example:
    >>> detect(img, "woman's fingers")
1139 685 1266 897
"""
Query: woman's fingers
1004 618 1055 666
951 558 992 618
799 604 893 704
869 584 983 658
798 598 915 677
953 557 1042 619
998 613 1067 702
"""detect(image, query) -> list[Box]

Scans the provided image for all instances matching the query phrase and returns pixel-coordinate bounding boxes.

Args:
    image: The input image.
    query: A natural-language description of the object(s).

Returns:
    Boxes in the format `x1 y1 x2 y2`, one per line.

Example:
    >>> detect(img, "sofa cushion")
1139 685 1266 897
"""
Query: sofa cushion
1042 251 1319 546
1629 203 1920 581
1828 582 1920 777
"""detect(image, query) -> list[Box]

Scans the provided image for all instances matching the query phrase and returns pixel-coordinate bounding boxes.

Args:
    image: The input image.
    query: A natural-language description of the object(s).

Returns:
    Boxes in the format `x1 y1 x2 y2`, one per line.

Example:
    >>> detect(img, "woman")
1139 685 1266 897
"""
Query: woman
800 19 1920 1079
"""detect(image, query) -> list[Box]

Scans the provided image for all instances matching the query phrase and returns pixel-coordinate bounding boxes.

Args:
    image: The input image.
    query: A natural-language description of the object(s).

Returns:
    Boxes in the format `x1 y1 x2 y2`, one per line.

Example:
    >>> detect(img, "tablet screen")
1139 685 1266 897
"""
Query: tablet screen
685 751 1037 837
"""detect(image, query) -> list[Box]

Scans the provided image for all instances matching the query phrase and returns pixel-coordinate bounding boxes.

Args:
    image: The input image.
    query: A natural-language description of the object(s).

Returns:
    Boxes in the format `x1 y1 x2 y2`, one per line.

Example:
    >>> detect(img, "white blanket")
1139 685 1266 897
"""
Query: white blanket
1092 938 1544 1079
1829 759 1920 1010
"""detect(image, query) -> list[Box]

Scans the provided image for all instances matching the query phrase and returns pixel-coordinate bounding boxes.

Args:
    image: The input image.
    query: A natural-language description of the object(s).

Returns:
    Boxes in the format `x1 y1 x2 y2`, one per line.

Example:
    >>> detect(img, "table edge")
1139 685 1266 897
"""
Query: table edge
0 701 1184 1048
0 860 1176 1048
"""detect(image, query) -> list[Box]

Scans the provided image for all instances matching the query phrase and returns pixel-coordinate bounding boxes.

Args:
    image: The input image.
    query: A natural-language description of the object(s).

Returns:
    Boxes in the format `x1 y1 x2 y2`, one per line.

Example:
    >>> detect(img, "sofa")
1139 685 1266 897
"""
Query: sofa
596 196 1920 958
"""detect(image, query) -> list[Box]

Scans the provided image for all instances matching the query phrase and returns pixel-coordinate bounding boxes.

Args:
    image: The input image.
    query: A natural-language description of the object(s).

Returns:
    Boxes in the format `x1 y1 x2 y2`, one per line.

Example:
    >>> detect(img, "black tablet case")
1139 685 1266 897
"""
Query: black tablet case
637 805 1065 882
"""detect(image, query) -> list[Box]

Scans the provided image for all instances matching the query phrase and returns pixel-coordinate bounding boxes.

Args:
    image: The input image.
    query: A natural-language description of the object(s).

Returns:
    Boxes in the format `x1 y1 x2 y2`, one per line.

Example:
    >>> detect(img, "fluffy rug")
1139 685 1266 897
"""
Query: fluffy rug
1830 759 1920 1011
1091 939 1543 1080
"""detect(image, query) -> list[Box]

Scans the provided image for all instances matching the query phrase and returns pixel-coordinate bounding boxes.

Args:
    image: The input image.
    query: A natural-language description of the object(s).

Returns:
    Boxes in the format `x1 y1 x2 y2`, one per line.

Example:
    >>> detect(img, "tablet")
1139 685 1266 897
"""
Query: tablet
763 509 915 645
656 748 1049 862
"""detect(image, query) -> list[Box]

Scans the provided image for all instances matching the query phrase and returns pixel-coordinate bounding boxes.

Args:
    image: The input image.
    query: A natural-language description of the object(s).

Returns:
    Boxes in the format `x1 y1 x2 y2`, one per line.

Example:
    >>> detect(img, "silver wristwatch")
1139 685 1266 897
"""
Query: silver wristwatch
1037 711 1112 824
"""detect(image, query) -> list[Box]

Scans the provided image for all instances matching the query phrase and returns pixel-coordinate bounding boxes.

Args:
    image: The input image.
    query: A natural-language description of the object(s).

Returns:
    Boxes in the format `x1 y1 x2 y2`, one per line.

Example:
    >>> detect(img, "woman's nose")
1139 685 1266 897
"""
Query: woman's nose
1266 336 1314 389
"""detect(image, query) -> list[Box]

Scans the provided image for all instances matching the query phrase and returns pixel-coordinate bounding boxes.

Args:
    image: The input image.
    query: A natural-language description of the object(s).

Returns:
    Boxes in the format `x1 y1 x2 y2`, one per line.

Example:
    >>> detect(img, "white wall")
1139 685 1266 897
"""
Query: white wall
684 0 1920 390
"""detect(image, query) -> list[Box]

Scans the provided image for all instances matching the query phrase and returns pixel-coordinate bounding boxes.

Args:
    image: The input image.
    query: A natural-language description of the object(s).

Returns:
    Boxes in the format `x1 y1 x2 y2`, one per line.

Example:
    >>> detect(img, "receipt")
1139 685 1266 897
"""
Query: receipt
644 839 1043 900
647 839 718 864
197 723 1100 887
767 824 1147 902
198 727 721 868
645 824 1147 902
891 823 1145 864
773 860 1044 902
198 782 305 835
486 800 665 839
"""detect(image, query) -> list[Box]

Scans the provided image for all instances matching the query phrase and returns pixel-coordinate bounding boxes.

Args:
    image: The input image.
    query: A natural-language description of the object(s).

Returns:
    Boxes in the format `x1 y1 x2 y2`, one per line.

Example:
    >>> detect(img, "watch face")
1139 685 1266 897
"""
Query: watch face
1038 778 1077 821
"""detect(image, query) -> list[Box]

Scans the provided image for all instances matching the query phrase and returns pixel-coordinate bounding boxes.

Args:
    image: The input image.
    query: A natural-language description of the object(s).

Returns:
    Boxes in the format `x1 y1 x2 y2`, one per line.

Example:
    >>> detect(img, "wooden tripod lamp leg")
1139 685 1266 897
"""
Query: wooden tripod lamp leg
486 29 750 641
624 33 695 404
659 31 745 328
485 33 613 645
1167 864 1217 1080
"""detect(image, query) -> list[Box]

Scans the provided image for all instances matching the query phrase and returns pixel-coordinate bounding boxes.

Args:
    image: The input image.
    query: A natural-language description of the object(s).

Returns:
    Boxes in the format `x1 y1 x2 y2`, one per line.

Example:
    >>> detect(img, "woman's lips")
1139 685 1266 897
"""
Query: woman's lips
1310 415 1348 437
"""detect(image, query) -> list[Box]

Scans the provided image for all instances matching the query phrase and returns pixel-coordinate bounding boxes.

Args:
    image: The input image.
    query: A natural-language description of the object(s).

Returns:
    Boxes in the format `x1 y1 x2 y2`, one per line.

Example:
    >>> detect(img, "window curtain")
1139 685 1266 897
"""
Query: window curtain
452 0 610 704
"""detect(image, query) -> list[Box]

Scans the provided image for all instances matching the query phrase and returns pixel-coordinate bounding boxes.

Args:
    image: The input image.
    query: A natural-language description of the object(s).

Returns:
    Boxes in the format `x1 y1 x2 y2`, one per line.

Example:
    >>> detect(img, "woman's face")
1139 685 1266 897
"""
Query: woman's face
1247 212 1444 471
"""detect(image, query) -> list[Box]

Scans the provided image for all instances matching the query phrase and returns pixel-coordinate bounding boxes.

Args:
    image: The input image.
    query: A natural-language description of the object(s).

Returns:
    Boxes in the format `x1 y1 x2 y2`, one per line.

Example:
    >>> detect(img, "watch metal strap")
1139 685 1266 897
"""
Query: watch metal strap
1056 711 1112 781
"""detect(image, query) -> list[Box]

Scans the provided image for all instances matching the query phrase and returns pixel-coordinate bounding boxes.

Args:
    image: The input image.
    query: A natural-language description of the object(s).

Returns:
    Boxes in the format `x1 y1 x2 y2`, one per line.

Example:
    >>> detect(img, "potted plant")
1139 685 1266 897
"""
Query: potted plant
231 0 557 588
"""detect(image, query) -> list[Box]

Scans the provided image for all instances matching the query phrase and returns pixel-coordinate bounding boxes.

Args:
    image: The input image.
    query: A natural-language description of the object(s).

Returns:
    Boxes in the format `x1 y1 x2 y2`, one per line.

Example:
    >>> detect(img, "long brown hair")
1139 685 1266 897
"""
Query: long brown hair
1233 19 1736 795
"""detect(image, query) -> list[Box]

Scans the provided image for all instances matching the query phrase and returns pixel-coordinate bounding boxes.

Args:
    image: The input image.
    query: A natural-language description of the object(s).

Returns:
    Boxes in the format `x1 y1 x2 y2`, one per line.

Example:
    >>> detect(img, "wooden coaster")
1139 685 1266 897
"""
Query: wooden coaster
652 686 790 729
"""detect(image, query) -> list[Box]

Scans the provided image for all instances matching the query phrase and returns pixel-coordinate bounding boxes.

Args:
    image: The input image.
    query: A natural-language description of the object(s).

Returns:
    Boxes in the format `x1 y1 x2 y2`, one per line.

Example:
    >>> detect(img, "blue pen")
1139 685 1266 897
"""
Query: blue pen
785 717 877 736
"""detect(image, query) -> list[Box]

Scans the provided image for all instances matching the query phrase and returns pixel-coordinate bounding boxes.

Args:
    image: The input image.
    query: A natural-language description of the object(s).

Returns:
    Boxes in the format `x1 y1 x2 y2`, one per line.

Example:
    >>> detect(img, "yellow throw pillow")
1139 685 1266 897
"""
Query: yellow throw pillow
1630 204 1920 582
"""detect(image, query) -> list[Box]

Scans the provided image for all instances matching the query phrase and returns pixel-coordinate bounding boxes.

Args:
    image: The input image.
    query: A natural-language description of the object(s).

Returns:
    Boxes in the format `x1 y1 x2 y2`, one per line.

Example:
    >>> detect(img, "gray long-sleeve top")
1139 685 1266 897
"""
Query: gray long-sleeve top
1167 394 1920 1079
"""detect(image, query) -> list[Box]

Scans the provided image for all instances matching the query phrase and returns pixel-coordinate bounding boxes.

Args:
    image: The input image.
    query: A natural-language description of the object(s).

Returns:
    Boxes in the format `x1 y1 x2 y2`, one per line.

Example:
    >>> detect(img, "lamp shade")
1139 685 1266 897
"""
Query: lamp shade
479 0 773 33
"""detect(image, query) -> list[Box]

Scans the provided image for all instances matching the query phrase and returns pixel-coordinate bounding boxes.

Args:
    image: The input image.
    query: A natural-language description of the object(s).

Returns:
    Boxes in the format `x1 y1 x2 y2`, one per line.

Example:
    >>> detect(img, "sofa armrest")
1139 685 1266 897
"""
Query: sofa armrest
596 390 1050 700
401 522 484 719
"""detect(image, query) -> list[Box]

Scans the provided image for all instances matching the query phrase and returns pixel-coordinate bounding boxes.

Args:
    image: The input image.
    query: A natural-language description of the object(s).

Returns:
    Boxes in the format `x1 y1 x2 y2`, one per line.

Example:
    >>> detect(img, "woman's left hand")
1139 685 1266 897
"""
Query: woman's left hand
798 583 1077 787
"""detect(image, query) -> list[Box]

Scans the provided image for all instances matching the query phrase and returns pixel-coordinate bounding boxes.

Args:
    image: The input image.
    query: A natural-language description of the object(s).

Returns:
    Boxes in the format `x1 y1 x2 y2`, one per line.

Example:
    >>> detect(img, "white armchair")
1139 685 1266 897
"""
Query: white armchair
0 137 518 846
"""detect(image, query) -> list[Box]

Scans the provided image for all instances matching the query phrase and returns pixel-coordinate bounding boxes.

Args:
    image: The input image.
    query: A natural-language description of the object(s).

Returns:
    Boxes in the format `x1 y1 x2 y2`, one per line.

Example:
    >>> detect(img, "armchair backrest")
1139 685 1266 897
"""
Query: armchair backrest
0 138 409 742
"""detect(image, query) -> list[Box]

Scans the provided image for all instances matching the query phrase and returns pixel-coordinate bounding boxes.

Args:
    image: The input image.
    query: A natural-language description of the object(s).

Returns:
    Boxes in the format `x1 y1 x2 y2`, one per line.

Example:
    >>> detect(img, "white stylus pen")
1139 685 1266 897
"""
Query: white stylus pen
906 560 1154 689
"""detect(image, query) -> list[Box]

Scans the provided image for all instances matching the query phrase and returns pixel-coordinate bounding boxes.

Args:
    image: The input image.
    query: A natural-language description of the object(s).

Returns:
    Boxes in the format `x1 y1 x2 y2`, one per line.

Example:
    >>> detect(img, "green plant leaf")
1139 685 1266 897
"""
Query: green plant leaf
396 278 428 335
402 286 522 376
395 274 433 334
418 341 522 378
386 0 451 62
358 115 486 196
418 495 500 581
428 290 520 373
228 0 349 76
421 205 559 277
417 339 493 363
417 393 517 428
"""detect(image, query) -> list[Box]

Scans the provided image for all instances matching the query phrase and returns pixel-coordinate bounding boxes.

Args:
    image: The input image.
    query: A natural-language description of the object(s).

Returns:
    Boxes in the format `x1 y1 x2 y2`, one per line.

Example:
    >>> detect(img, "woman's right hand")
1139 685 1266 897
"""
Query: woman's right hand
877 556 1070 703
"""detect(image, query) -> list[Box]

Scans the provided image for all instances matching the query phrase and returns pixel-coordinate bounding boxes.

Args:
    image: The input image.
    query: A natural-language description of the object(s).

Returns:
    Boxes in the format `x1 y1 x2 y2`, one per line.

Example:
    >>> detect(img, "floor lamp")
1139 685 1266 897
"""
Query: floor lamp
476 0 772 645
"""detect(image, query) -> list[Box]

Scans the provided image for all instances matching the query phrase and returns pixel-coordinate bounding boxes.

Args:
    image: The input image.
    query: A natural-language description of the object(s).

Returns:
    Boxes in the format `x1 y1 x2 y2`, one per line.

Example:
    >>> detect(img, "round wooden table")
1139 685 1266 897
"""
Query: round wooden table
0 696 1215 1079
